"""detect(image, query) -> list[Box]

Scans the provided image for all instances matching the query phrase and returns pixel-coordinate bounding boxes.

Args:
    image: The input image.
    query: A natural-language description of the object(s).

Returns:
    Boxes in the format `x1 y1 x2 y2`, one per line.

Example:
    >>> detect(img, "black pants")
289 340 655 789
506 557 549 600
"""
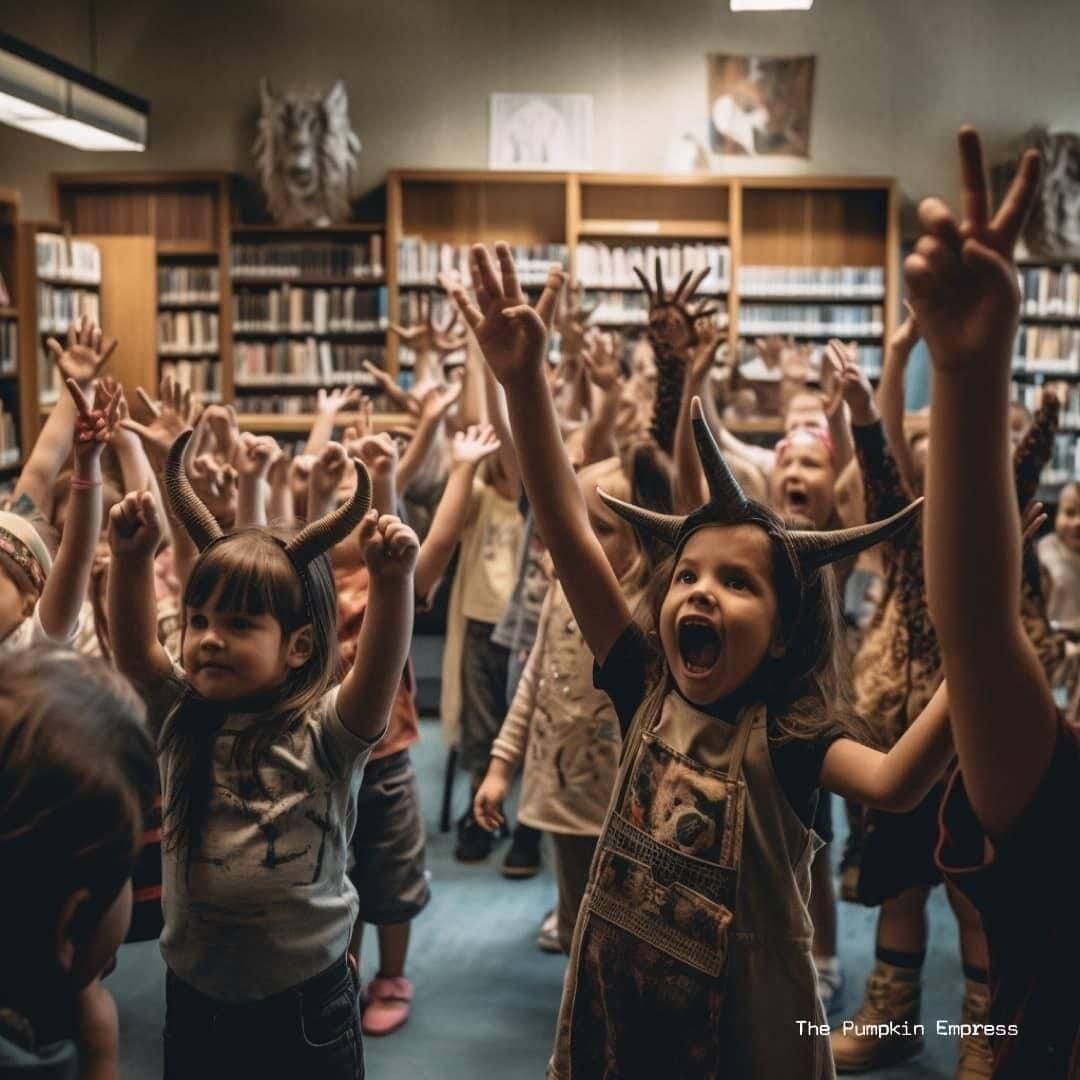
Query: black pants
164 957 363 1079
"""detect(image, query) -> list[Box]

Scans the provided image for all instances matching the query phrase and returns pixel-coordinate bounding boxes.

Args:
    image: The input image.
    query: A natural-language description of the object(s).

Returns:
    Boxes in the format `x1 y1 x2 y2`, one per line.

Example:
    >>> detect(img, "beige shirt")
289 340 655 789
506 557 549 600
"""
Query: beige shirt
458 477 522 625
492 581 622 836
1039 532 1080 628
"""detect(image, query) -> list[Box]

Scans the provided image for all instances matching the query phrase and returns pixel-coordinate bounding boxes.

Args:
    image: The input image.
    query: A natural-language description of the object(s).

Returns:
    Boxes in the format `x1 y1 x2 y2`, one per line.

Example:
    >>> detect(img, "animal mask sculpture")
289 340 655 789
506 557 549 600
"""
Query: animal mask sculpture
253 78 361 227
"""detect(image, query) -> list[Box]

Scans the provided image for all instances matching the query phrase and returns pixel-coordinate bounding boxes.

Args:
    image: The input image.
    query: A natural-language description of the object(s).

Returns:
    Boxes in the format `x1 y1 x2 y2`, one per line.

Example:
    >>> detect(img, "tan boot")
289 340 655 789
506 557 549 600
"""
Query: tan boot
830 960 924 1073
955 980 994 1079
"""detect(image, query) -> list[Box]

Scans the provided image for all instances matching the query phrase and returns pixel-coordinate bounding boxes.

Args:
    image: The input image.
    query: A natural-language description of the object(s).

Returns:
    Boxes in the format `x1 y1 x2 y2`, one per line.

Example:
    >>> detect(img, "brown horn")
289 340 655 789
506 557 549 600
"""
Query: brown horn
789 498 924 571
164 429 224 552
596 487 684 549
691 398 748 517
286 458 372 566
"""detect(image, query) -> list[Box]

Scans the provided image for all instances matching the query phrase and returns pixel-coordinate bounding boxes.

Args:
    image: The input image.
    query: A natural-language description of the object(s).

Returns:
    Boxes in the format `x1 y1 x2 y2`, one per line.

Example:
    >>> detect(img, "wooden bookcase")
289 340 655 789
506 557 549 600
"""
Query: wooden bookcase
0 190 21 479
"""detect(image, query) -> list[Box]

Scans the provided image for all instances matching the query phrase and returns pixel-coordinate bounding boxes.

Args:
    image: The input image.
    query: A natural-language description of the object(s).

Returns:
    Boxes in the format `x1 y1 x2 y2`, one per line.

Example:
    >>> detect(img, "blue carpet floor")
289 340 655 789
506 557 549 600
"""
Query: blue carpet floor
109 641 969 1078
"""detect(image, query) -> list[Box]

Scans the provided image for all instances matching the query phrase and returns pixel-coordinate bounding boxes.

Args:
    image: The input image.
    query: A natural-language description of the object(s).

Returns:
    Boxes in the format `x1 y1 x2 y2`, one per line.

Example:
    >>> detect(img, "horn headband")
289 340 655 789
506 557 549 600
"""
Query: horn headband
597 397 921 572
164 430 372 616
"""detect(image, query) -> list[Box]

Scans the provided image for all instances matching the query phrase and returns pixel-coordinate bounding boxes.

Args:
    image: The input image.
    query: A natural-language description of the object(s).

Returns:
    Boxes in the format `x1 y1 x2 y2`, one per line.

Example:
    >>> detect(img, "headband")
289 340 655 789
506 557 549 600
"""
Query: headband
775 427 836 468
0 512 52 596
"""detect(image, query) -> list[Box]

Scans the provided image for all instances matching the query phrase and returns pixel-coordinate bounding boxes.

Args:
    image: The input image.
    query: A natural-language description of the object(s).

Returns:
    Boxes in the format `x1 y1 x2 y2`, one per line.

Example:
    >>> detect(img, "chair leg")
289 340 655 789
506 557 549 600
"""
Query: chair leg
440 746 458 833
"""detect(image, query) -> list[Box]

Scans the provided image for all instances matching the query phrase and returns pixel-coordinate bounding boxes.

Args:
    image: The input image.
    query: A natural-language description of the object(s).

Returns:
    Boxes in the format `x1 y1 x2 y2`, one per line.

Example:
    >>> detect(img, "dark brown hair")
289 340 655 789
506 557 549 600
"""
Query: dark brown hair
163 528 339 858
0 650 155 979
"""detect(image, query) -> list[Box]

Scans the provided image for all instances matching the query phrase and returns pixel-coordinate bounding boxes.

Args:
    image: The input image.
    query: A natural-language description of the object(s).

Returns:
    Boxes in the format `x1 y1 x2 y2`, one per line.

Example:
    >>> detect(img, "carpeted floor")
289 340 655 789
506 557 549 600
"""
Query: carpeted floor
109 639 968 1079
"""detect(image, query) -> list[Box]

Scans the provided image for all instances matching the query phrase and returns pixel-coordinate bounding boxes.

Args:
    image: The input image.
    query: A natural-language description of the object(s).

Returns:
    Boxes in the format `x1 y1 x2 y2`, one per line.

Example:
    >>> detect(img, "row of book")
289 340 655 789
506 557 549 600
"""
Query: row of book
159 266 219 304
1041 432 1080 488
36 234 100 284
0 321 16 374
38 286 100 335
737 265 885 298
1018 265 1080 318
231 240 384 280
738 305 885 338
158 311 219 354
0 400 18 466
159 360 223 401
233 342 387 386
397 240 568 286
1013 382 1080 431
1013 326 1080 369
575 243 730 293
234 394 395 416
233 286 388 334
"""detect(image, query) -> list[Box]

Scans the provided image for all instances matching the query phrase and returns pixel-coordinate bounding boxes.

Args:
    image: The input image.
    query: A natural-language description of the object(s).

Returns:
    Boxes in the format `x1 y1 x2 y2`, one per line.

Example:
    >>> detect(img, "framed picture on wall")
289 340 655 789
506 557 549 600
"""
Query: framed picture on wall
707 54 815 157
489 93 593 170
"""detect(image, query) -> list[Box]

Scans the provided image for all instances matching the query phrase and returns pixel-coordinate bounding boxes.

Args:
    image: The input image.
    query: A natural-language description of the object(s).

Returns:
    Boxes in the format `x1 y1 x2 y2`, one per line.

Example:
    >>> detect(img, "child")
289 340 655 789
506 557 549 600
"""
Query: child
474 448 667 953
453 242 962 1078
1038 480 1080 631
909 126 1079 1077
108 430 418 1079
0 649 156 1079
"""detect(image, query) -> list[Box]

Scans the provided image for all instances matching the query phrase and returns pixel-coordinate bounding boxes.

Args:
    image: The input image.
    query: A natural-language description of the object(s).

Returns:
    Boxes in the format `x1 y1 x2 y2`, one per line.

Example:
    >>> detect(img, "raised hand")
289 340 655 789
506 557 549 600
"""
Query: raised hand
688 321 726 383
582 330 622 391
189 453 238 525
46 314 117 387
418 380 462 422
122 373 199 465
67 377 121 460
904 126 1041 372
554 283 595 360
449 242 565 387
1021 499 1048 545
392 290 469 357
202 404 239 463
352 432 398 478
819 345 846 419
451 423 500 466
832 339 877 425
316 386 363 417
234 432 280 479
309 441 350 502
635 256 718 356
360 511 420 580
108 490 162 558
361 360 421 417
890 300 921 354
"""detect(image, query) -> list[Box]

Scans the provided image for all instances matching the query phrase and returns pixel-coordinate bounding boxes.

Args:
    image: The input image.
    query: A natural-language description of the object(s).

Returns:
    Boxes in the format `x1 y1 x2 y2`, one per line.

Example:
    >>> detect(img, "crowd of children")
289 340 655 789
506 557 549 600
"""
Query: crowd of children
0 125 1077 1080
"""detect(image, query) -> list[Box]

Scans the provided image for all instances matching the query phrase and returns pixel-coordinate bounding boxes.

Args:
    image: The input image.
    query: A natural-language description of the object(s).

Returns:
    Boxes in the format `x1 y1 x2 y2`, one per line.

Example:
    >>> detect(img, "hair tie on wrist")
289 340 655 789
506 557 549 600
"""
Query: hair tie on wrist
70 477 103 490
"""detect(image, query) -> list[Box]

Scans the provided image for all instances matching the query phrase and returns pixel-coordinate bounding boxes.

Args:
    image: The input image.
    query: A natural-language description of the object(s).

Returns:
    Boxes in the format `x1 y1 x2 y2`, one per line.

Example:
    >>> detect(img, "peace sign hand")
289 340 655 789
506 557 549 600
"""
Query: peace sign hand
904 126 1041 373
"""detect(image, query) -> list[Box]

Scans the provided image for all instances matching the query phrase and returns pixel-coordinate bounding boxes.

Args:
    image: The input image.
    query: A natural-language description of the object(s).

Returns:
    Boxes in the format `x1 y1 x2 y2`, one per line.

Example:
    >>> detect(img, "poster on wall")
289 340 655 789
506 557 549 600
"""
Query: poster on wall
707 55 815 157
489 93 593 170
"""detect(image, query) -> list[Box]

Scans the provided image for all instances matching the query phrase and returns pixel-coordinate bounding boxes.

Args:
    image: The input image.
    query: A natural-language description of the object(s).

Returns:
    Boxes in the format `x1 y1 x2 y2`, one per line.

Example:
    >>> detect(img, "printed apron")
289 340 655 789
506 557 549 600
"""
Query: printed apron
549 691 833 1080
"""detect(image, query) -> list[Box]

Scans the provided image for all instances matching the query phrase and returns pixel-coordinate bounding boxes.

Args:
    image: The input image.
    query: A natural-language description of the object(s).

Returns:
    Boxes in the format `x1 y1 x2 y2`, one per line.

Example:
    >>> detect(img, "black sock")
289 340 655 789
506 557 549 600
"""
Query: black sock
962 964 988 985
876 946 925 970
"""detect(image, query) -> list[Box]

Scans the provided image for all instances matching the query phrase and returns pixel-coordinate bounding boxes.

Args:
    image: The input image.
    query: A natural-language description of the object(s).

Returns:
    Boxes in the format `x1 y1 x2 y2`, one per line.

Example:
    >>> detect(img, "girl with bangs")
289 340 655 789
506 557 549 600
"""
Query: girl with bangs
108 429 418 1080
451 242 966 1078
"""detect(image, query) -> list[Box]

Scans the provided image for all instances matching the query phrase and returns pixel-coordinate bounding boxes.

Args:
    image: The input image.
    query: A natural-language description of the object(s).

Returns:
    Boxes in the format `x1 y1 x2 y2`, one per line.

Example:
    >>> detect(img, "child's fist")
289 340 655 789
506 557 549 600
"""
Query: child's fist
359 512 419 580
309 441 349 499
473 769 510 833
108 491 162 557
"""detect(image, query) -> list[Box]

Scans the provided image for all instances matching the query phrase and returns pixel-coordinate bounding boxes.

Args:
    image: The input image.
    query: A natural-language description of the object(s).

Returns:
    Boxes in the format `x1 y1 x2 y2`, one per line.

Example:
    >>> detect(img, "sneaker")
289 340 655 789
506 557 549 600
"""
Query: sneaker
454 810 493 863
501 823 542 879
537 908 562 954
361 973 413 1037
831 960 923 1073
955 980 994 1079
815 960 845 1019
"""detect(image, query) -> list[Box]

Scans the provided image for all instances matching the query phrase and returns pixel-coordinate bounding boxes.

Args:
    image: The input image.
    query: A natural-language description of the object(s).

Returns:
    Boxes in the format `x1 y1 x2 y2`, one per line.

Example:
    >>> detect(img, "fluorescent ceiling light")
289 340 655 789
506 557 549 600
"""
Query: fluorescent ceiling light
0 31 148 151
731 0 813 9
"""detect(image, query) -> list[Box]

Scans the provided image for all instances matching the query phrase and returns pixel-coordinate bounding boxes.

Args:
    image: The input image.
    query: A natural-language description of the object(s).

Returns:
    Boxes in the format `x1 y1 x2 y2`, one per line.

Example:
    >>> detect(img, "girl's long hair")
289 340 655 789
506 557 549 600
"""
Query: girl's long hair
162 529 339 860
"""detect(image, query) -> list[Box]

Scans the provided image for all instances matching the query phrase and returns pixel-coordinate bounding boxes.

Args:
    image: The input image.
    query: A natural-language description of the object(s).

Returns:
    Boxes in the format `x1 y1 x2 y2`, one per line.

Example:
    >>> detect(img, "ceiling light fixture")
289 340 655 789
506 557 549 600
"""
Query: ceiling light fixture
0 30 148 151
731 0 814 10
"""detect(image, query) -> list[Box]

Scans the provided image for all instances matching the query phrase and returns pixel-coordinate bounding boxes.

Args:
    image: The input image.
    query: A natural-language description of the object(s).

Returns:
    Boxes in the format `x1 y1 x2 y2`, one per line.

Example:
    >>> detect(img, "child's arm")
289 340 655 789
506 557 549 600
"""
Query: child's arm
450 243 631 665
673 327 725 512
267 449 294 526
413 424 500 601
13 318 117 519
874 313 922 497
395 383 459 496
37 381 120 642
336 512 418 740
361 360 421 418
304 387 363 456
306 442 350 522
344 432 398 516
907 128 1056 839
107 489 172 689
479 338 522 500
234 433 279 528
580 332 623 466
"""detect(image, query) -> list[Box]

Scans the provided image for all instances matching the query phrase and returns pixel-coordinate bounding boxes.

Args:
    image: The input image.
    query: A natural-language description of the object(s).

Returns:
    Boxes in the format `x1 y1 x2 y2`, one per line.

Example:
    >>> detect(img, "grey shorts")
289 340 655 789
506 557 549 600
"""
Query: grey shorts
459 618 511 776
348 749 430 925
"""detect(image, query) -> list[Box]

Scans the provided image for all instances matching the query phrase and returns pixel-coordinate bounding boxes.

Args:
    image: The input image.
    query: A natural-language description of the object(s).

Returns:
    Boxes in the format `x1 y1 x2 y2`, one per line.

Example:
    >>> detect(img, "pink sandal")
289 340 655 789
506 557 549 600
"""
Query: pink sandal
361 974 413 1036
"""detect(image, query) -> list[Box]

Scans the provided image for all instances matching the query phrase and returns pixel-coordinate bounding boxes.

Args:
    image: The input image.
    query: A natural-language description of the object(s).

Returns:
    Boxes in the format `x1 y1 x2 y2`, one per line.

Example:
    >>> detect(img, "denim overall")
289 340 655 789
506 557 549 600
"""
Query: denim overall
549 691 833 1079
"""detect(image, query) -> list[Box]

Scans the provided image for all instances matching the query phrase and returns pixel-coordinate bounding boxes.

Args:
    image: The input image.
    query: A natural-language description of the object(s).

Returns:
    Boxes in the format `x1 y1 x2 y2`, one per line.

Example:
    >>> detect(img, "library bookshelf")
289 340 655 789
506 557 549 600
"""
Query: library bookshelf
0 190 20 479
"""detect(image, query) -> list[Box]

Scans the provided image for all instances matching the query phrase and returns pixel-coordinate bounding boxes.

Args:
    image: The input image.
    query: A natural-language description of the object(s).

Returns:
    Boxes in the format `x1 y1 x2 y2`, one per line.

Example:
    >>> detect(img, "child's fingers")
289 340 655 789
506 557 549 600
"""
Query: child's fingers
916 197 963 251
990 147 1041 252
957 126 989 236
534 265 567 329
450 281 483 332
494 241 524 303
64 377 93 418
470 244 504 304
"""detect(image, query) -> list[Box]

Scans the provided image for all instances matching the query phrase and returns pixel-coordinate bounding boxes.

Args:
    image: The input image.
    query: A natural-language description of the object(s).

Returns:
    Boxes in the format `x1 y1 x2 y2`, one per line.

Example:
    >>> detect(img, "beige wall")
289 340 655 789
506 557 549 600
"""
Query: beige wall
2 0 1078 220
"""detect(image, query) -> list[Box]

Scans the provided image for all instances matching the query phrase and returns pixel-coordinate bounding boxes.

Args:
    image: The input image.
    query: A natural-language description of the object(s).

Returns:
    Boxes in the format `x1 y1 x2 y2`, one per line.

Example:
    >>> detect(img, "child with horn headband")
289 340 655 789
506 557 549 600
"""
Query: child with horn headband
107 428 418 1079
451 241 965 1079
911 125 1080 1079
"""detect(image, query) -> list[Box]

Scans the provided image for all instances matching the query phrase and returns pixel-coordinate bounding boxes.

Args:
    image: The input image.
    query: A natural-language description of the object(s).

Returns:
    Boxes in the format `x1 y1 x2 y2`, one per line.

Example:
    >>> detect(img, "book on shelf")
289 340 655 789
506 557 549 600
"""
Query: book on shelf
159 359 222 400
0 399 18 466
235 392 397 416
575 242 730 292
738 265 884 298
233 285 388 333
158 310 219 354
1019 265 1080 318
1013 325 1080 372
0 321 16 374
0 269 9 307
231 239 383 280
397 239 567 286
158 266 220 304
37 285 100 335
36 234 101 284
739 304 884 338
1041 431 1080 488
233 341 386 386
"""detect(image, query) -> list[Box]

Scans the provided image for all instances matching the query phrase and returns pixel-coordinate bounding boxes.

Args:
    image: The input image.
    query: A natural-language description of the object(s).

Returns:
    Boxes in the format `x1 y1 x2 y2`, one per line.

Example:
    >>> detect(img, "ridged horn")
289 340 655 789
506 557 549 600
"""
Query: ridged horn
691 398 748 517
286 458 372 566
789 498 924 571
596 487 684 549
164 429 224 552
